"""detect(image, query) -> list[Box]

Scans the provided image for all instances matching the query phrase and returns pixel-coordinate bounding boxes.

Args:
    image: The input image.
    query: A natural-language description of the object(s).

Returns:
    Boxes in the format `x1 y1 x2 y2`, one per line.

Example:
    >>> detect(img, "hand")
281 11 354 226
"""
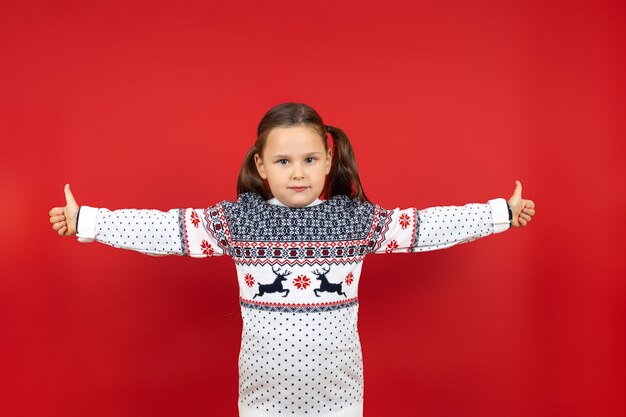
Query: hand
49 183 80 236
507 180 536 228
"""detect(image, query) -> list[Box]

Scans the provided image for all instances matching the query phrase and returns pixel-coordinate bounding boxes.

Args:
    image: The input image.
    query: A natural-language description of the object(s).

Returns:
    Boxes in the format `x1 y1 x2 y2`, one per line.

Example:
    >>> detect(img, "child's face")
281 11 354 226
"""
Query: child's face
254 125 332 208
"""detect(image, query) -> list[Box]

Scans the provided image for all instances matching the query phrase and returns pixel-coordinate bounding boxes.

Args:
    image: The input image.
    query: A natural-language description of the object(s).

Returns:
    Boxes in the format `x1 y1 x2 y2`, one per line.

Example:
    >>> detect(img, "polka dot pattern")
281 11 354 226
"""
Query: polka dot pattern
415 204 491 250
372 203 493 254
238 305 364 415
96 208 185 255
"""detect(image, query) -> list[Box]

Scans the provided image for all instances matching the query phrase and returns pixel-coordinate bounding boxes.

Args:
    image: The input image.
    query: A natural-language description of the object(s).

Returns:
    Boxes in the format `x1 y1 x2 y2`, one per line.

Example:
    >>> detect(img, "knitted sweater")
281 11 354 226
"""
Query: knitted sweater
76 192 511 417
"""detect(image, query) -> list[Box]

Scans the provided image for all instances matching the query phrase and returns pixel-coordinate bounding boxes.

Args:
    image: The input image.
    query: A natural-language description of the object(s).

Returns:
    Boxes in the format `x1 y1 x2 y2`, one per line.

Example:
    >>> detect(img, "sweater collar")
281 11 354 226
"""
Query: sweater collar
267 197 323 207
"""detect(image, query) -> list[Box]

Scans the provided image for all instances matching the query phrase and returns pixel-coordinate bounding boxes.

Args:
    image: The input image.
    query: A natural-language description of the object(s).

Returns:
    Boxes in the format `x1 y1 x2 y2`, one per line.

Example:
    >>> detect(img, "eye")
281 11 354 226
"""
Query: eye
276 159 288 165
304 157 317 164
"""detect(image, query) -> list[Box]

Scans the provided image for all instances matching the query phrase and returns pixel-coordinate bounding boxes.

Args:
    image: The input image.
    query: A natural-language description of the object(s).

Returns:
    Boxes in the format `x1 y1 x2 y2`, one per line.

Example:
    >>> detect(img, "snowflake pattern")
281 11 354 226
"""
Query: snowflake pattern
399 213 411 230
293 275 311 290
345 272 354 286
190 210 201 228
201 240 214 256
217 193 378 242
386 240 399 253
244 273 255 287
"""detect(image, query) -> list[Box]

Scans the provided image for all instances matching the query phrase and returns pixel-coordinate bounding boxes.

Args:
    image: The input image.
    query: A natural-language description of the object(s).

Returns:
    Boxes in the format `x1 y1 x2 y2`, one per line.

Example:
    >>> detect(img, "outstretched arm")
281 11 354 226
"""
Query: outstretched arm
49 184 226 258
369 180 536 254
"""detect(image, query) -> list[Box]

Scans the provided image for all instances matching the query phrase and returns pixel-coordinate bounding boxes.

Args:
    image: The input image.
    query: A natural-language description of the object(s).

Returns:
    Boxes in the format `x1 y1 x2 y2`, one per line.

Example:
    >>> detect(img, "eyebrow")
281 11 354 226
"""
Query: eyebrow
270 152 322 159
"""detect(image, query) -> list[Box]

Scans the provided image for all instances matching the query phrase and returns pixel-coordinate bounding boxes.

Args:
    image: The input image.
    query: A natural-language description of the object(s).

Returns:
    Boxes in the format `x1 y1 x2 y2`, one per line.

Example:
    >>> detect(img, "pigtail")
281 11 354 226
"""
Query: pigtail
237 145 272 200
325 125 371 203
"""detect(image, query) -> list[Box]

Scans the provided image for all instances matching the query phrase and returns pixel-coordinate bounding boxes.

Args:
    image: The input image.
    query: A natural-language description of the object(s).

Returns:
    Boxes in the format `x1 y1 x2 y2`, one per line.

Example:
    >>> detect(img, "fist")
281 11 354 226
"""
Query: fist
49 183 80 236
507 180 536 228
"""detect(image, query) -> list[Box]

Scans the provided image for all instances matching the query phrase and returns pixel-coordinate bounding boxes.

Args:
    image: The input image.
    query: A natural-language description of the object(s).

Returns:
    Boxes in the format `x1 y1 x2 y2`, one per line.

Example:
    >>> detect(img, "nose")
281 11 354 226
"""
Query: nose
291 162 305 179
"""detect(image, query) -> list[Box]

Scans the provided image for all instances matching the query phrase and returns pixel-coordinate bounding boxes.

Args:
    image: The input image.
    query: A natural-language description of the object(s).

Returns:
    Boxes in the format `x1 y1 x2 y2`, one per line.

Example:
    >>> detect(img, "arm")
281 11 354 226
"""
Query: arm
49 184 226 258
76 205 226 258
369 181 536 254
369 198 511 254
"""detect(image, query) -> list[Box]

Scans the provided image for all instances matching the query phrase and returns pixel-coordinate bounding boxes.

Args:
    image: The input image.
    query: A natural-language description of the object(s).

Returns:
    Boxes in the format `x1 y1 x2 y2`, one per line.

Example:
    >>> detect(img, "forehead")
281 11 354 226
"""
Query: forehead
263 126 325 156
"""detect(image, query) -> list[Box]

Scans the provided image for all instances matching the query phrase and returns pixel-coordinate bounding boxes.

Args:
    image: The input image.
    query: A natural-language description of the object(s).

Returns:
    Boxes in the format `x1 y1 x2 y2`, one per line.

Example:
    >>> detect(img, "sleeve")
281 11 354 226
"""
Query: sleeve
369 198 511 254
75 204 228 258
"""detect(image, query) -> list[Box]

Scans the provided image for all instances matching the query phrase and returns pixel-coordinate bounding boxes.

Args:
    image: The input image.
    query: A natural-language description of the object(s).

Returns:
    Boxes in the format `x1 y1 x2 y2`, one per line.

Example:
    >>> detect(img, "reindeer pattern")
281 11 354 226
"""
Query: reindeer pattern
312 265 347 298
253 265 291 299
247 264 353 301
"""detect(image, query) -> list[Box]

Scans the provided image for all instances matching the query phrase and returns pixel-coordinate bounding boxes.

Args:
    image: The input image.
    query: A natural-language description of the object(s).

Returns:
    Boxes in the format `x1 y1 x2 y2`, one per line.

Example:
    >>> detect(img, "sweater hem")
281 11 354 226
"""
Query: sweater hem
238 401 363 417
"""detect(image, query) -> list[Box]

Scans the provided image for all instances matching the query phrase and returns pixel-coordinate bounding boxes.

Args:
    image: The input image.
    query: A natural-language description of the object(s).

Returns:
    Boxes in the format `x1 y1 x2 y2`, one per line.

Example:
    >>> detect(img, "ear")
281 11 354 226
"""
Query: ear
325 148 332 175
254 153 268 179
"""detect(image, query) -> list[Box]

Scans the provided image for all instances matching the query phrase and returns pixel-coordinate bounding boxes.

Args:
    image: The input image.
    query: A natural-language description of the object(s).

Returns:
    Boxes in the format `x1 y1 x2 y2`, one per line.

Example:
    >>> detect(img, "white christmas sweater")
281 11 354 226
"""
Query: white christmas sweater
76 192 511 417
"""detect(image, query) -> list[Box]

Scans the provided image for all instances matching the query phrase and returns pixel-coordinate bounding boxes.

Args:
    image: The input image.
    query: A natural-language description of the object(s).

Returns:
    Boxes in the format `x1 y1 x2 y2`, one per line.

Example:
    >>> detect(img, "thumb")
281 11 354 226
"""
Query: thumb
512 180 523 199
64 183 78 208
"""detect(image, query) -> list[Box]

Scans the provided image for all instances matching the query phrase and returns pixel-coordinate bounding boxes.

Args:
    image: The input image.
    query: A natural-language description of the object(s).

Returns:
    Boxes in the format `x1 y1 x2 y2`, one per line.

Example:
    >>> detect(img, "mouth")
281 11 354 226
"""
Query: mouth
289 186 310 192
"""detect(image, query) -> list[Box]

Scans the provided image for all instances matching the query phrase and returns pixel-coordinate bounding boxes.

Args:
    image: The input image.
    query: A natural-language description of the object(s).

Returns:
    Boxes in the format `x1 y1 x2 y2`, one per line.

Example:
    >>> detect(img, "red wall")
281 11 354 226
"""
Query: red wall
2 1 625 416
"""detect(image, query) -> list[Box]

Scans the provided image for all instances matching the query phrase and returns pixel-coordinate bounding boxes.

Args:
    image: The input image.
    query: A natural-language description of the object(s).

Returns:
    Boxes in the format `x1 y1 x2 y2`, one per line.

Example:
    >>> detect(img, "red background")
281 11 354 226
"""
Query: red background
2 1 625 416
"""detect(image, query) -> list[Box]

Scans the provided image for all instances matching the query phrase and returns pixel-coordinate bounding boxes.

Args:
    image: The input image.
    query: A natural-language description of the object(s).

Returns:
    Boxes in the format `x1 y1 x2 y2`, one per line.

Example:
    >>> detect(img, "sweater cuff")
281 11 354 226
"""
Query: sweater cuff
488 198 511 234
76 205 99 243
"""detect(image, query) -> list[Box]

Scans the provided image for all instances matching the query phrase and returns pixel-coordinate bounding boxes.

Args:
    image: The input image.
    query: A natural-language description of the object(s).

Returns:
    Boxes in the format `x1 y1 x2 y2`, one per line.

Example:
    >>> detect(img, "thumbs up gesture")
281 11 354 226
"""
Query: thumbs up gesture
49 183 80 236
507 180 536 228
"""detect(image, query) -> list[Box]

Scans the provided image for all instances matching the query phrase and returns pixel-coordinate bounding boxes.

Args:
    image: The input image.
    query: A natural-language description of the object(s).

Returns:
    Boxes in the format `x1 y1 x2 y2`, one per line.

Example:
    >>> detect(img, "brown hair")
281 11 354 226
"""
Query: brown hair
236 102 370 203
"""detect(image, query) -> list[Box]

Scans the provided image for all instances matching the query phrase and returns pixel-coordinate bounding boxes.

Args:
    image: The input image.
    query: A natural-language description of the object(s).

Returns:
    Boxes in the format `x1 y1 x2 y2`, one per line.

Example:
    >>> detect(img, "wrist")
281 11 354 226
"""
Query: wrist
75 206 81 232
506 202 513 227
488 198 510 234
76 206 98 242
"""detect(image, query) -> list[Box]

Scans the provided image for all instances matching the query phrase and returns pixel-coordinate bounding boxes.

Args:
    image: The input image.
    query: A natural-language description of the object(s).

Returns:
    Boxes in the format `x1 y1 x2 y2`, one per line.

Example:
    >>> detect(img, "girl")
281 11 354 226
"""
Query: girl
49 102 536 417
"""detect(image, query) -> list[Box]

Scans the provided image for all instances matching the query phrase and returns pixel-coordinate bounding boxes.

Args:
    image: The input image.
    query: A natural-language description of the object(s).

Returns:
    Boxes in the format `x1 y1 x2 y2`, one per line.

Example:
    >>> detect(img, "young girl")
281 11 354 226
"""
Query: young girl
49 102 536 417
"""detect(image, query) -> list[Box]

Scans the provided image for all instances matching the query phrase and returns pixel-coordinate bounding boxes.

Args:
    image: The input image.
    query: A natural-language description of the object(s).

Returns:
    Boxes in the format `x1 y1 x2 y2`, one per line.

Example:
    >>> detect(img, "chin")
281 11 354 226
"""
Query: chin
289 200 312 208
274 188 322 208
288 196 317 208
